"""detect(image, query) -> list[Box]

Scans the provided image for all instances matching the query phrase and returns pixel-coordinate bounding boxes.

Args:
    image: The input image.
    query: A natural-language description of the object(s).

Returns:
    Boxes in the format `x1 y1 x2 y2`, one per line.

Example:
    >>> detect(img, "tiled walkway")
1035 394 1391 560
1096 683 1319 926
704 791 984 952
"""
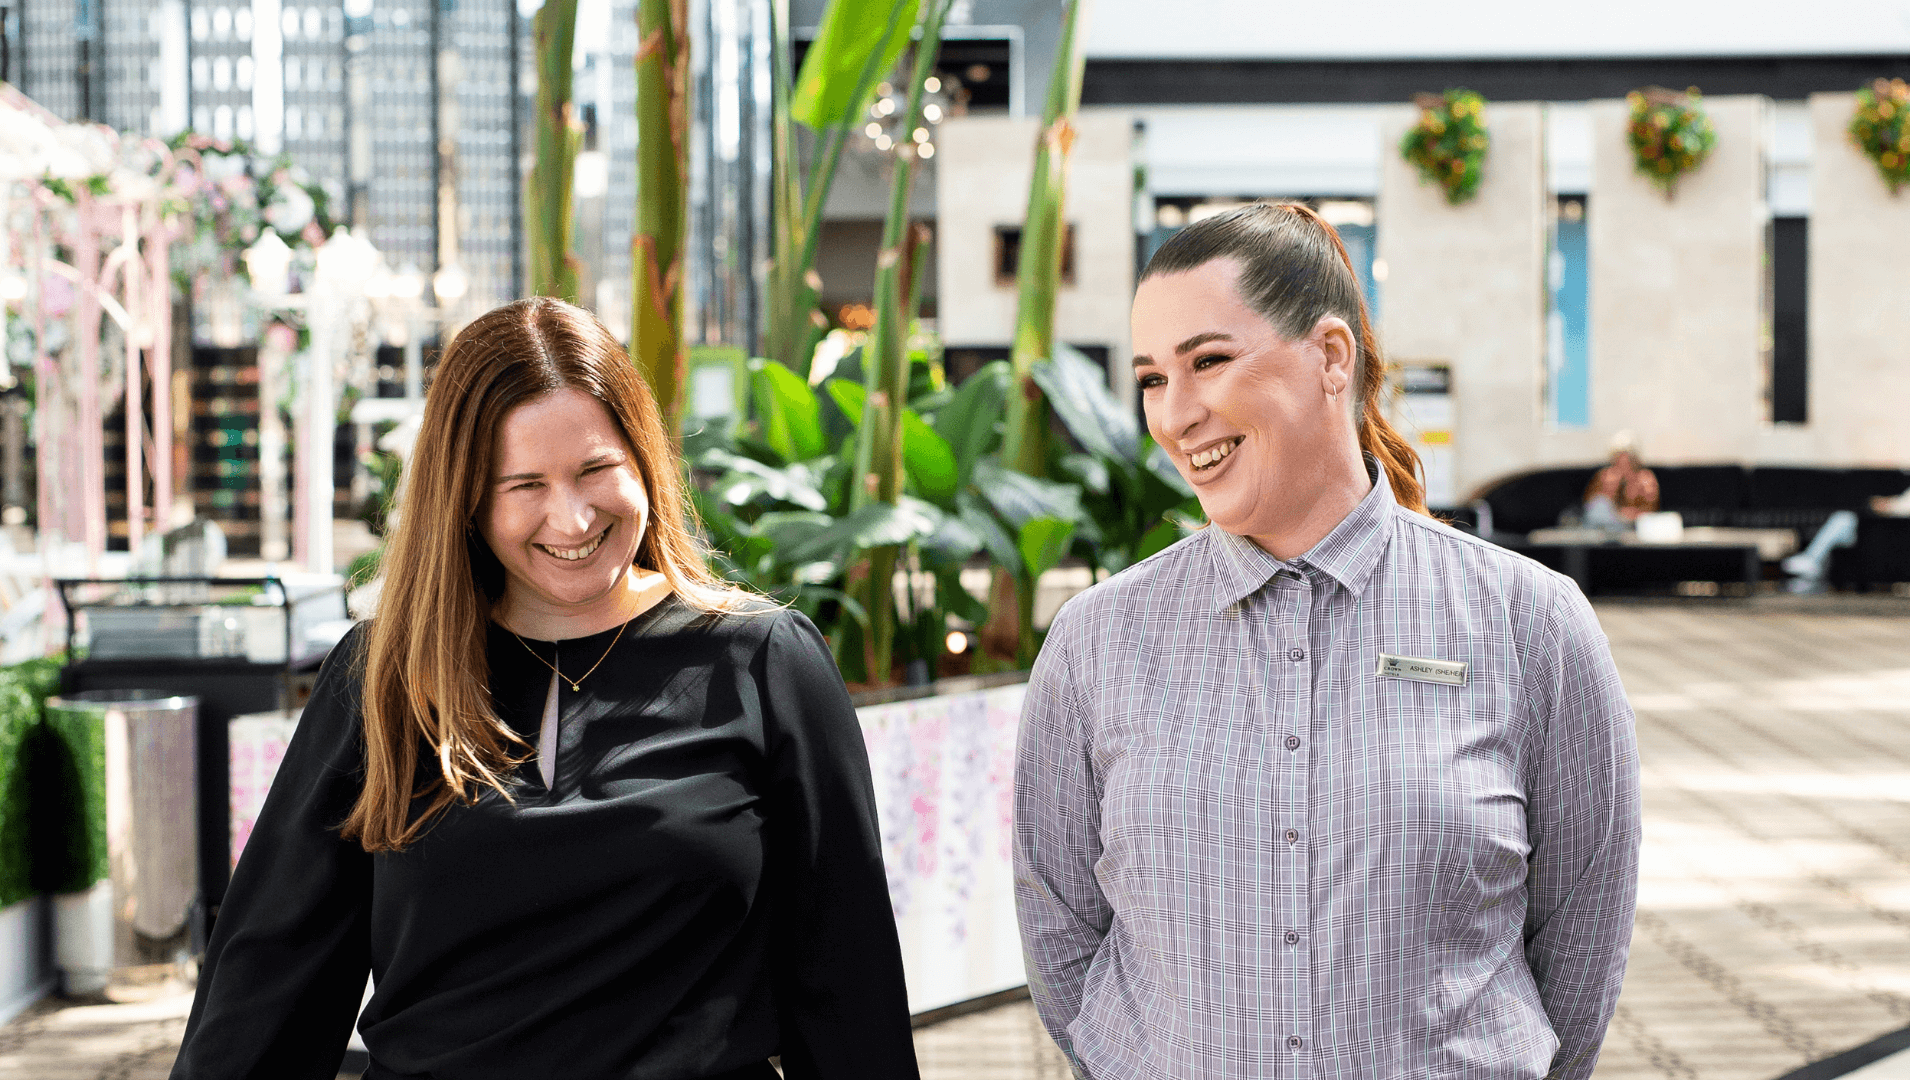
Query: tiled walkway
3 602 1907 1080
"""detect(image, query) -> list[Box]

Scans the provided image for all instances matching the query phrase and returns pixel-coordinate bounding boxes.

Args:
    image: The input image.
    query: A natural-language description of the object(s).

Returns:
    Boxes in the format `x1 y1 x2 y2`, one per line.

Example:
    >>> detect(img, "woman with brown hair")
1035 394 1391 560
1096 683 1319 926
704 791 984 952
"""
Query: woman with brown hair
1015 204 1640 1079
172 298 918 1080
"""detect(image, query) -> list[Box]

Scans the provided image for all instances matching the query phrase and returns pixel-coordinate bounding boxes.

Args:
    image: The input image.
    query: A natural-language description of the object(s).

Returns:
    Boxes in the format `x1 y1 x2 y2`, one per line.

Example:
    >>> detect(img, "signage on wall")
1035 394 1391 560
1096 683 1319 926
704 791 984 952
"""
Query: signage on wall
1385 362 1456 508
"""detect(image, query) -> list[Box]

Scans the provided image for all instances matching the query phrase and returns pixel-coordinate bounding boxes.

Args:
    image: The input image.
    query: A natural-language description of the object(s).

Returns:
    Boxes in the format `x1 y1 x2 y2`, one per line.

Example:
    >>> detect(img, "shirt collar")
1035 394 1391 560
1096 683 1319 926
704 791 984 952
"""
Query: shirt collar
1206 459 1399 612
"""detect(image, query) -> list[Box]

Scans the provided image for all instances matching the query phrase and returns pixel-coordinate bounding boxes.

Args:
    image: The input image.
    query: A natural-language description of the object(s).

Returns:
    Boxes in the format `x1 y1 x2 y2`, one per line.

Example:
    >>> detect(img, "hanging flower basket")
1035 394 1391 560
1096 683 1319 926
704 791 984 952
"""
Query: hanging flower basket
1627 87 1716 195
1849 78 1910 195
1401 89 1490 205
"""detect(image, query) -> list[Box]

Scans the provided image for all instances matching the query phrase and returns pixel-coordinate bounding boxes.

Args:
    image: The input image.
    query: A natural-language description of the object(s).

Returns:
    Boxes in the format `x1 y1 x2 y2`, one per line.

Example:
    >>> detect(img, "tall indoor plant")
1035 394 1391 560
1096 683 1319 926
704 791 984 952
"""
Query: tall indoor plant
631 0 691 428
995 0 1088 665
527 0 583 302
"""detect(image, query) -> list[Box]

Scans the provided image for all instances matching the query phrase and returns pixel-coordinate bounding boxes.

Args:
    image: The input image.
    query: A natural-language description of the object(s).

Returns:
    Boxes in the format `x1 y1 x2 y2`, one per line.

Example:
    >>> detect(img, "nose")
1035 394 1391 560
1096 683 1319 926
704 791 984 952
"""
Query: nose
1151 376 1209 449
545 481 596 538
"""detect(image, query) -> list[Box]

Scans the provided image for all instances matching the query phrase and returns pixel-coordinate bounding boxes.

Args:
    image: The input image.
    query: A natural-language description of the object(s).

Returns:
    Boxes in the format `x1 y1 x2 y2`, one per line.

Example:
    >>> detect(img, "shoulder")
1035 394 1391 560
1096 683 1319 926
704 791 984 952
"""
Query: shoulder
1388 511 1596 663
1045 528 1217 645
1395 509 1579 602
665 596 835 674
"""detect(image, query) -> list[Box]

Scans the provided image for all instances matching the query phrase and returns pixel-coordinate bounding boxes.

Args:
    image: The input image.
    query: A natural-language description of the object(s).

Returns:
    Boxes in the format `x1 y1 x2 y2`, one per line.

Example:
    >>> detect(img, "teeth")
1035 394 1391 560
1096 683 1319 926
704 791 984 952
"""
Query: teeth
1191 437 1242 470
539 532 604 561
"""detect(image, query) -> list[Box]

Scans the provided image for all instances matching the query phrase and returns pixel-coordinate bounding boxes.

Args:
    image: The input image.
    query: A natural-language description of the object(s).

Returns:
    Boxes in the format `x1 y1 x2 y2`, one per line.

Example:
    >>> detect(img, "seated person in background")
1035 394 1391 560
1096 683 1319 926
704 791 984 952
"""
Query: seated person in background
1783 484 1910 592
1583 432 1660 529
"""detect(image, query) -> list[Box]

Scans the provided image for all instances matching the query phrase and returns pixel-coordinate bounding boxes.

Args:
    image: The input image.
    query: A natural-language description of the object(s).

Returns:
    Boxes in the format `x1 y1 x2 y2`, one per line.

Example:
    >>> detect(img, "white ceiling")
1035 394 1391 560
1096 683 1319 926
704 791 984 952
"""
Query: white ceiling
1083 0 1910 60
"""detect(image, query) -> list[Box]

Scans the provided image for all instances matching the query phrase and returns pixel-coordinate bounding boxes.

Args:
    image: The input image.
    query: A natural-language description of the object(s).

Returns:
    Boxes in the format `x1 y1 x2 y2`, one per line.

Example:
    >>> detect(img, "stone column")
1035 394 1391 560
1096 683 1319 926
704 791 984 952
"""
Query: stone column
1802 91 1910 465
1377 101 1548 499
1588 95 1769 464
934 111 1136 398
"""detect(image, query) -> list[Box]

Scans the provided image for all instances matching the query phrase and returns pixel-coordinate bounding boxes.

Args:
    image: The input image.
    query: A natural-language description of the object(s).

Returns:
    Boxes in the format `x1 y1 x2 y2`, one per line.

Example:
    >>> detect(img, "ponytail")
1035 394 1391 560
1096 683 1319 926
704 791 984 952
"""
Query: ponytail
1141 200 1429 516
1306 211 1429 515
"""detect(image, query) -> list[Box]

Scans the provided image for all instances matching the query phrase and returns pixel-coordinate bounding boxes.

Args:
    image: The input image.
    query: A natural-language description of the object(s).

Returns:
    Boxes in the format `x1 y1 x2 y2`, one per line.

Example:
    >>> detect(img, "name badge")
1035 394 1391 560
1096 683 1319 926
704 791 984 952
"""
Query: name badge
1375 653 1469 686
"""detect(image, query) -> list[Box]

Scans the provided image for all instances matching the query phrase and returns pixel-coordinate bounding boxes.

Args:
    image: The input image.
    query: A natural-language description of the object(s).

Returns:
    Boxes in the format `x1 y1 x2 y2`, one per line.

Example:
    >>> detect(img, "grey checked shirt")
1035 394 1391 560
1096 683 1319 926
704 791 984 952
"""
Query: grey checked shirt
1014 468 1640 1080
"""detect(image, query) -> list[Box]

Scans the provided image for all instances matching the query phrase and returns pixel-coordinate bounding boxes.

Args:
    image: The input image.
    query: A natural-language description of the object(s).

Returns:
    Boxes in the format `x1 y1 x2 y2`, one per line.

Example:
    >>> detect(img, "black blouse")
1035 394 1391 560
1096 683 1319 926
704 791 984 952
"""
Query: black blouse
170 597 920 1080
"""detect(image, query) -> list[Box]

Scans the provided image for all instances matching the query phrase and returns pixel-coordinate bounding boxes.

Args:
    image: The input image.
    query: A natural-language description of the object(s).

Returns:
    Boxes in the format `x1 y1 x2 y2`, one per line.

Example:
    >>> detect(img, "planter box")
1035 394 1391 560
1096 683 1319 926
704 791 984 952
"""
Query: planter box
851 673 1031 1016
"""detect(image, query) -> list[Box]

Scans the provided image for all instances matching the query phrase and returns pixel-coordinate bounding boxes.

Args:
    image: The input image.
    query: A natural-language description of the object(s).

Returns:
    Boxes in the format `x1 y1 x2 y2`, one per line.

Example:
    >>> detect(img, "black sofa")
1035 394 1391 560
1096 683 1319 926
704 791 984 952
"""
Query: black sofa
1466 464 1910 592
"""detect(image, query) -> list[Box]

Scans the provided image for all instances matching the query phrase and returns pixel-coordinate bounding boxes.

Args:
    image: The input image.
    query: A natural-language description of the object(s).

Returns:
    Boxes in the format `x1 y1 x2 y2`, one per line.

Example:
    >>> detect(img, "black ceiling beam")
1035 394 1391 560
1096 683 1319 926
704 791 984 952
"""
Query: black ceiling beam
1083 55 1910 106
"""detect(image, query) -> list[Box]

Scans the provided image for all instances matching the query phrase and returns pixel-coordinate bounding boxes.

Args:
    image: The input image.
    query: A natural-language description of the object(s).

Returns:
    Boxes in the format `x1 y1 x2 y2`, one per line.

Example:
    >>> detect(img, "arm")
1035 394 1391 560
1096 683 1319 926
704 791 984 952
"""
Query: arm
171 628 374 1080
759 612 919 1080
1523 583 1642 1080
1012 609 1110 1065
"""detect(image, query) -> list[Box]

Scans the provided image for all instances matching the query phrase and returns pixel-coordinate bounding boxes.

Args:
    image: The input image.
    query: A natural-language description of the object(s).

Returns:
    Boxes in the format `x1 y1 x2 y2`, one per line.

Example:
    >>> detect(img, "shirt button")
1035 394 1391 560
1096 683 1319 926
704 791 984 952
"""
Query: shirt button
1285 930 1300 944
1287 647 1306 662
1288 1035 1304 1050
1285 734 1301 751
1284 828 1300 844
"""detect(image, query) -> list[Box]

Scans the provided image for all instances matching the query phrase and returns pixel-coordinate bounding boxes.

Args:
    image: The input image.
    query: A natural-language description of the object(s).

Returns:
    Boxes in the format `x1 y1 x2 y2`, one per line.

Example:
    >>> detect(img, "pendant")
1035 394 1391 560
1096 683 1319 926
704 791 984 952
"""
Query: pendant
570 683 580 692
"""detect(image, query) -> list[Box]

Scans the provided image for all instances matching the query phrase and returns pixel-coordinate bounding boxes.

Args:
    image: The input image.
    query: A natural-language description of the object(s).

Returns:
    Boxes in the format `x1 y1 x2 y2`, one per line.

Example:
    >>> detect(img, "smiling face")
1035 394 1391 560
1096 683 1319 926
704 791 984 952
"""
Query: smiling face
1131 257 1369 557
477 388 651 628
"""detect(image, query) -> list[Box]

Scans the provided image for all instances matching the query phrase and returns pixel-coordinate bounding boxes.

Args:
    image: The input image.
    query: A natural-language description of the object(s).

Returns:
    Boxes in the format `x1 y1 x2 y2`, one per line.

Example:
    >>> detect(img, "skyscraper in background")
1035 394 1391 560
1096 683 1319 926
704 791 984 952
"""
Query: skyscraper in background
4 0 528 309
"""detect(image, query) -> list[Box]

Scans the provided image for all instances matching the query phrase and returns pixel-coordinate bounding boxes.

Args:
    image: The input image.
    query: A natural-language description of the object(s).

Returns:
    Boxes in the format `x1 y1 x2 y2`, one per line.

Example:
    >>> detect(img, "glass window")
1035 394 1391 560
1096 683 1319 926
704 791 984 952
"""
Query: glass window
1546 196 1590 429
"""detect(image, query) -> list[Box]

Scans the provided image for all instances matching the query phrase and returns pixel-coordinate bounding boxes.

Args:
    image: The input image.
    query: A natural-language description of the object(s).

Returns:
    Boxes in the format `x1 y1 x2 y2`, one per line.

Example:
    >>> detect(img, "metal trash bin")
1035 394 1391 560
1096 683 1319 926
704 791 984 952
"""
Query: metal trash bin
42 690 199 993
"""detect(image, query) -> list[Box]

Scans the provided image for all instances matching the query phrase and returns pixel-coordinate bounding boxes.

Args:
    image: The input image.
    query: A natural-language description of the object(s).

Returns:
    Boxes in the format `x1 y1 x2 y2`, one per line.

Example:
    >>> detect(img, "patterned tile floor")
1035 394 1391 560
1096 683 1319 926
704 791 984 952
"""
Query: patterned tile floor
3 601 1908 1080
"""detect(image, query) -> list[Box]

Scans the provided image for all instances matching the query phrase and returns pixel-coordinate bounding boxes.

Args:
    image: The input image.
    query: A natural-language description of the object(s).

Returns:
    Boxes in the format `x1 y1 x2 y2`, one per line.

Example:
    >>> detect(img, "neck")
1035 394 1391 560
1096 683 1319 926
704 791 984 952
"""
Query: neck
494 566 670 641
1244 447 1372 561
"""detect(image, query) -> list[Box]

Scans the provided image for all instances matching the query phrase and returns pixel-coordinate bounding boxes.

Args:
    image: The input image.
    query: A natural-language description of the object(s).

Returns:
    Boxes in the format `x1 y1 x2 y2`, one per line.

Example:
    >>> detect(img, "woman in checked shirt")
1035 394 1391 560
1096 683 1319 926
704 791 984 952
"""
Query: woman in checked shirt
1014 203 1641 1080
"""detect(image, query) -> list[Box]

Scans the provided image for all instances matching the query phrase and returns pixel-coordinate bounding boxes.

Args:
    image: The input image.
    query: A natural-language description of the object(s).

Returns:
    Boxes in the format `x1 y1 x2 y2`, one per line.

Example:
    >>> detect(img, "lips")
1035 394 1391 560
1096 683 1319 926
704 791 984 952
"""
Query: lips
1188 436 1244 472
535 525 611 563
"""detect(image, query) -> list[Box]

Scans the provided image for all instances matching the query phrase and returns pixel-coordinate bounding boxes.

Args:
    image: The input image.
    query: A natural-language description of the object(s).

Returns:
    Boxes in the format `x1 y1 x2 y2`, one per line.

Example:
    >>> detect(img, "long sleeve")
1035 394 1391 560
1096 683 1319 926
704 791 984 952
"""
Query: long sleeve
1521 581 1643 1080
1011 604 1110 1067
759 611 920 1080
171 627 374 1080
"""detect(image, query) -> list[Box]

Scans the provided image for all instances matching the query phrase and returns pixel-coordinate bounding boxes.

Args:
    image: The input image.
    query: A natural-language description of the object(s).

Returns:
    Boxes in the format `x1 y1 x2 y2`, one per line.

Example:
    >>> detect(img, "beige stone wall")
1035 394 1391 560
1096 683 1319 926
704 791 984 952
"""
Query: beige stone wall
1584 95 1771 467
934 113 1137 404
1377 101 1549 498
1795 92 1910 466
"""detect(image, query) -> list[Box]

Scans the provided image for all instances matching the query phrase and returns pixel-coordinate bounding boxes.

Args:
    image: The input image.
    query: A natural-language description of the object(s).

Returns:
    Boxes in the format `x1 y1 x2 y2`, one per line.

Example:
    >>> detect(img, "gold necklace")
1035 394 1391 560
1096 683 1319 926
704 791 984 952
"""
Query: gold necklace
510 616 631 692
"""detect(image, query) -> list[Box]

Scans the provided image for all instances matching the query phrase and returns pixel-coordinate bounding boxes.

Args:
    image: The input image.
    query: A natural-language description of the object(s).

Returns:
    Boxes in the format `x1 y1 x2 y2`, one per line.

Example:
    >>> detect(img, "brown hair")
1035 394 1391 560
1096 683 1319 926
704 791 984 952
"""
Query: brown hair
342 297 750 852
1140 202 1428 514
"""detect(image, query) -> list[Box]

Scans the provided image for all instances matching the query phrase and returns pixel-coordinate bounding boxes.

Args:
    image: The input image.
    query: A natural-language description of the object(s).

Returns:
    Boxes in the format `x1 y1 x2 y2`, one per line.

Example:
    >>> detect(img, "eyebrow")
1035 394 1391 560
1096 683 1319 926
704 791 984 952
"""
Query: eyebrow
494 452 623 484
1132 331 1236 368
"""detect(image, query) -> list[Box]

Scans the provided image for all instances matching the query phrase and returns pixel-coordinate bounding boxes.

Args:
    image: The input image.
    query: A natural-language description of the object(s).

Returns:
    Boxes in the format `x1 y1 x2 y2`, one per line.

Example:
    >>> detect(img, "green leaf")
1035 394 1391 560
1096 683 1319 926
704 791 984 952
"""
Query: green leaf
824 379 958 500
957 490 1021 575
1030 343 1139 462
753 510 834 553
1143 437 1195 498
824 378 867 423
1059 452 1110 496
918 509 983 564
750 359 826 463
702 449 830 511
1017 517 1076 580
778 499 941 565
934 361 1009 485
1135 518 1182 563
935 565 989 625
971 459 1082 529
900 413 958 499
790 0 921 130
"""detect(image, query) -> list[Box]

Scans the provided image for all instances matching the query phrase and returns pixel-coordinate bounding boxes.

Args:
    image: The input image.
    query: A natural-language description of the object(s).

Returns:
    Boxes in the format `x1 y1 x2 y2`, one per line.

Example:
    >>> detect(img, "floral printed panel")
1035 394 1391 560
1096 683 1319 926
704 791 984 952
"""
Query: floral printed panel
859 682 1029 1014
228 710 301 871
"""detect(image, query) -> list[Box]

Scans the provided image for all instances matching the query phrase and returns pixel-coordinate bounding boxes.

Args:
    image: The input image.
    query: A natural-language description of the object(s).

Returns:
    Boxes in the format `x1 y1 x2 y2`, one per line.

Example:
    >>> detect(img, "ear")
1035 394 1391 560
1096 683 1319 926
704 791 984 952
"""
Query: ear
1312 316 1357 398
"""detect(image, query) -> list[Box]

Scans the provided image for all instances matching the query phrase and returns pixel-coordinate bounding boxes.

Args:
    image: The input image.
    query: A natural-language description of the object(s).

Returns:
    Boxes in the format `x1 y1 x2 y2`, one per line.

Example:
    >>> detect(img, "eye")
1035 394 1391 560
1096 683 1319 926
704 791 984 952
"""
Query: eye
1192 352 1232 371
1135 372 1165 390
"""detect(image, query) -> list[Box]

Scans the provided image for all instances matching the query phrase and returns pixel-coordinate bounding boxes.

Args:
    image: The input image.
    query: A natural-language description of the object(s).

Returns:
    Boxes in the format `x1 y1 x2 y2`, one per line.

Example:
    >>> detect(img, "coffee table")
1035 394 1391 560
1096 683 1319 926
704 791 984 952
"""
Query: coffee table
1511 527 1797 595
